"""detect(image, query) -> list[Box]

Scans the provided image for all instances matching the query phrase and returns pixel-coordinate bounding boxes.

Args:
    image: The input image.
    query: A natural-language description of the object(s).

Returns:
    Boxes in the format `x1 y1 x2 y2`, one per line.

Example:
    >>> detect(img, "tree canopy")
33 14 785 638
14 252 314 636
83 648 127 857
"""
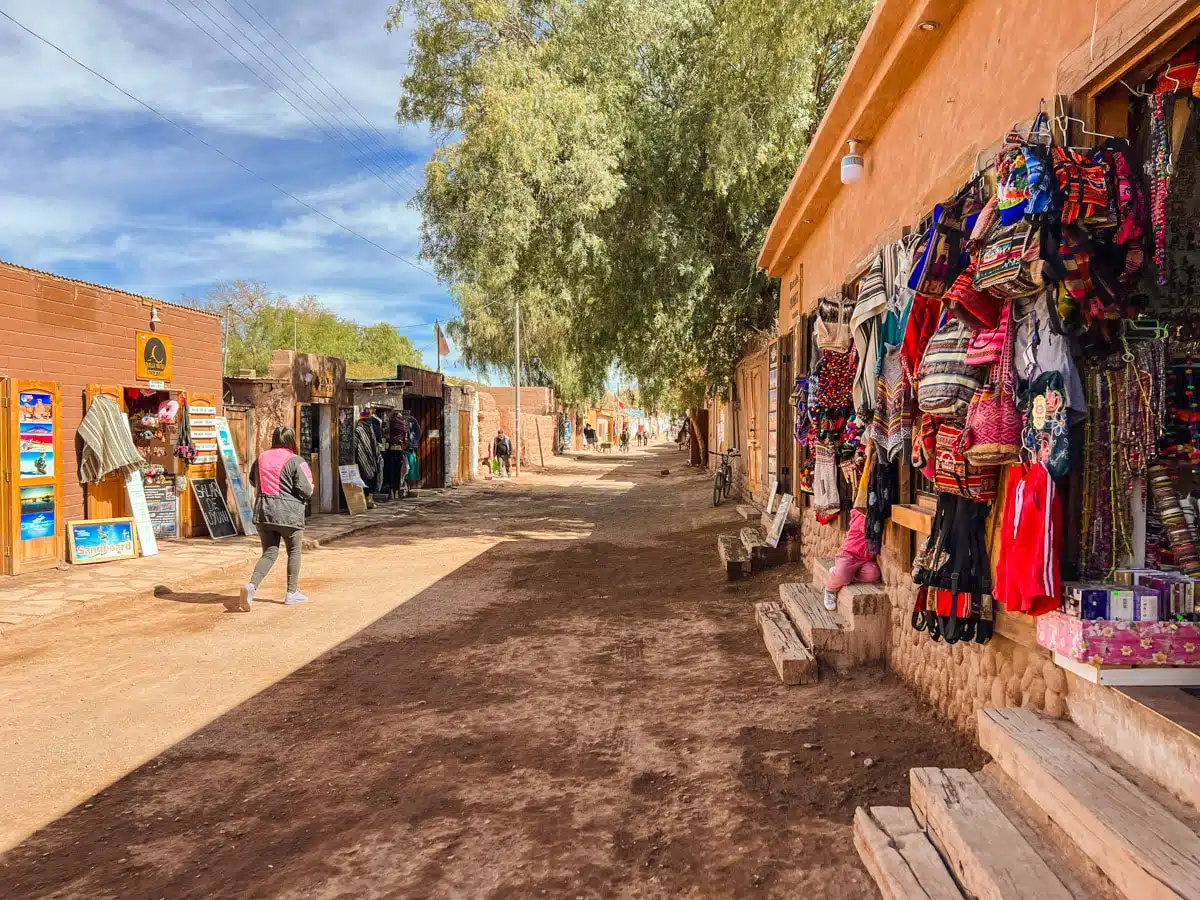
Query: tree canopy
194 280 424 378
388 0 872 411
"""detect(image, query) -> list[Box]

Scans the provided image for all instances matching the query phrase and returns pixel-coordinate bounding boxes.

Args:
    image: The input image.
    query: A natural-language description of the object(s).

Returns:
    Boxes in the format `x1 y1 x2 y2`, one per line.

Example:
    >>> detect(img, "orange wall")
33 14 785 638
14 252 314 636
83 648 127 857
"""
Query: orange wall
784 0 1129 314
0 262 224 522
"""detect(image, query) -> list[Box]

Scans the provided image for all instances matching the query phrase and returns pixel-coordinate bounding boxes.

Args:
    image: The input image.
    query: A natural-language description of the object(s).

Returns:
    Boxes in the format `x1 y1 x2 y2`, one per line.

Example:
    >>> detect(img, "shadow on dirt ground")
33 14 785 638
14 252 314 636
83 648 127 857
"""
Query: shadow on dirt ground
0 446 983 899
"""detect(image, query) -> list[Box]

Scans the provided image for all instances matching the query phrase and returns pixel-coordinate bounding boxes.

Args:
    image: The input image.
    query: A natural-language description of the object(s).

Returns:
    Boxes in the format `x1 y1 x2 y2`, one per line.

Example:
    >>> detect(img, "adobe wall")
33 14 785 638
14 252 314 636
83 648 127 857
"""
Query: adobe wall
0 262 224 522
476 385 555 415
799 507 1061 737
785 0 1128 311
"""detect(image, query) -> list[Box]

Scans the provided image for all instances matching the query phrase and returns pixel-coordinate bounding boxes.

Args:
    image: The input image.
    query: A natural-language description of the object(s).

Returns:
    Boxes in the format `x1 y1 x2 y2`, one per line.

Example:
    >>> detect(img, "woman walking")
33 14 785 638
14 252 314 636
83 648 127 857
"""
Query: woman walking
238 426 313 611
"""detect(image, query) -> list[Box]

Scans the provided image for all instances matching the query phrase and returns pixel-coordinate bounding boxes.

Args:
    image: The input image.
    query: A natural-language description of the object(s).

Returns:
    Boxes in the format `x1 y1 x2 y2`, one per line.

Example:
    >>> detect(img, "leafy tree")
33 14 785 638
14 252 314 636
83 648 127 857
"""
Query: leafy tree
192 279 424 378
388 0 871 412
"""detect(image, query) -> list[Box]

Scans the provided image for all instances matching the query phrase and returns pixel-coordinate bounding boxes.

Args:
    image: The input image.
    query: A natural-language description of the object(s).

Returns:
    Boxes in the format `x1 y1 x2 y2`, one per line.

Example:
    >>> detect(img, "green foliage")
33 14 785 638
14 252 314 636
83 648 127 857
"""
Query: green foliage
193 280 424 379
389 0 872 411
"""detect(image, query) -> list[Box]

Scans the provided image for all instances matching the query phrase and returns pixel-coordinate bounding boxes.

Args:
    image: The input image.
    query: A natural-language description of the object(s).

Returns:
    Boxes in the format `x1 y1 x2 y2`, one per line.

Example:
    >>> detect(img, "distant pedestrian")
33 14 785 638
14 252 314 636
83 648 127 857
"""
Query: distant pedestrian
583 422 597 449
620 426 630 452
493 428 513 476
240 426 313 611
402 407 422 496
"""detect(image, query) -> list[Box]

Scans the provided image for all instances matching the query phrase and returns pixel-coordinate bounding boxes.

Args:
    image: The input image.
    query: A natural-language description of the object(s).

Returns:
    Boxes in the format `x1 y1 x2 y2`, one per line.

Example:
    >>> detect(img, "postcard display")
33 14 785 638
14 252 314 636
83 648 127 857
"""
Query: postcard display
11 381 62 574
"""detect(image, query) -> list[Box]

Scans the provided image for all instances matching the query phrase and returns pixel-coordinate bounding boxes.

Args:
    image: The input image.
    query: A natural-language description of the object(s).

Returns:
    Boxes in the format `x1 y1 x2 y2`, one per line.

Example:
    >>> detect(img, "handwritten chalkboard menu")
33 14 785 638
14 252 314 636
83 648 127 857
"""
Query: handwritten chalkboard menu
190 478 237 539
144 483 179 540
338 408 356 465
298 405 317 455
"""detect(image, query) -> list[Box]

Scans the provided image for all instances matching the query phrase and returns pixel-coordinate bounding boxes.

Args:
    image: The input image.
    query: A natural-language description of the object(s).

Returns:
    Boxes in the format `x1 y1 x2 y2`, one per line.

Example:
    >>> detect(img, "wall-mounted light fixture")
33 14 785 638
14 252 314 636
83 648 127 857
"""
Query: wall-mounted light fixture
918 20 940 31
149 305 161 329
840 140 865 184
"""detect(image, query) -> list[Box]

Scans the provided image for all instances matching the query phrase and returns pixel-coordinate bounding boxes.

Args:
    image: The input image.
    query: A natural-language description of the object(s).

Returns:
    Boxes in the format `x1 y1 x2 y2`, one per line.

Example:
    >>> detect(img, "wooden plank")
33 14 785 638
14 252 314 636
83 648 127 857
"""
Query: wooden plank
779 582 847 654
993 608 1038 649
891 503 933 536
807 557 889 617
854 806 965 900
718 534 750 581
754 601 817 685
740 526 767 561
1057 0 1200 99
910 767 1074 900
735 503 757 520
977 708 1200 900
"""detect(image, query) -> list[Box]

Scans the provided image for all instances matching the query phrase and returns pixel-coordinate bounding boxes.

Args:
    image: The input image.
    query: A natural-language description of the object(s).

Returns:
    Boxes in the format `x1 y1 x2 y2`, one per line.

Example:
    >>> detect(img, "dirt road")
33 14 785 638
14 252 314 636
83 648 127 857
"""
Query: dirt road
0 445 982 898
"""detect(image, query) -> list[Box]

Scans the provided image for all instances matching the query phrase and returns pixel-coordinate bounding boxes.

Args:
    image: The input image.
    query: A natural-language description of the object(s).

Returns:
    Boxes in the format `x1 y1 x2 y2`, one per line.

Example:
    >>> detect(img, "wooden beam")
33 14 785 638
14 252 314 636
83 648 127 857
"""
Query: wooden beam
910 767 1074 900
853 806 964 900
978 707 1200 900
1057 0 1200 101
890 503 932 536
754 601 818 685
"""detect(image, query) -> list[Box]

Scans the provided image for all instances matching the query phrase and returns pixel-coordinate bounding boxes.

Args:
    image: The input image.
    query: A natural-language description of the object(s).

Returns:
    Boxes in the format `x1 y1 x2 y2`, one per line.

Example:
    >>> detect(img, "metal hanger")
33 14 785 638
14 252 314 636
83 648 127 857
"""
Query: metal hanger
1053 95 1116 149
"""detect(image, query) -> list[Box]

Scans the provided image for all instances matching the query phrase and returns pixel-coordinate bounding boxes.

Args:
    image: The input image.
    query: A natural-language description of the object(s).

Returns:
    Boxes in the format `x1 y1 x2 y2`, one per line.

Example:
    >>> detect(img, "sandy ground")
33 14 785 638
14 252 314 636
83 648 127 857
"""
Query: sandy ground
0 445 983 898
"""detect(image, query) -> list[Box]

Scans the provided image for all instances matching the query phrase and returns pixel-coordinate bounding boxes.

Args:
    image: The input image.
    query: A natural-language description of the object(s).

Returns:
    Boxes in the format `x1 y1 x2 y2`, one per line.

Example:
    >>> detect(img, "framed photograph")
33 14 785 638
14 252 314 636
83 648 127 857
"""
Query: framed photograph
67 518 139 565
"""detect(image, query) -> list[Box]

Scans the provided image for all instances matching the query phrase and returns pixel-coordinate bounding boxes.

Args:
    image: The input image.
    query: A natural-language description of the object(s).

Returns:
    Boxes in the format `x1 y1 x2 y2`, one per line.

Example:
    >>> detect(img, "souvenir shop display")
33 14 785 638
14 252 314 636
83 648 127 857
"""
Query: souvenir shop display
800 46 1200 662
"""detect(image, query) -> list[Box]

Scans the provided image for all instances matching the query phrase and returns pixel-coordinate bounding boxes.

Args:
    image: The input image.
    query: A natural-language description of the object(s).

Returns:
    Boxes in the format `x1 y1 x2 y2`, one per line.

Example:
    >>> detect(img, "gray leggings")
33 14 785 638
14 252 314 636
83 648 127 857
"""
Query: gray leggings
250 526 303 593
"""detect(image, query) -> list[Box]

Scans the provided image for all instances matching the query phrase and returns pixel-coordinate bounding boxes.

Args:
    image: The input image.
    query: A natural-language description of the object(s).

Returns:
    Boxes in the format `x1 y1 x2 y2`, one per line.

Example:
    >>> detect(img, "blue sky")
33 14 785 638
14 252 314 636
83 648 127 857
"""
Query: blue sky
0 0 469 373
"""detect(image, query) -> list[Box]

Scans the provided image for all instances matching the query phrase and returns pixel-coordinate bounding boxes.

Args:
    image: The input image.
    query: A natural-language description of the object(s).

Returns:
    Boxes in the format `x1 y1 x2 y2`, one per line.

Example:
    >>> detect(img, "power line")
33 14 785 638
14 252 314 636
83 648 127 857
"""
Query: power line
225 0 424 195
165 0 414 202
0 7 436 277
196 0 421 196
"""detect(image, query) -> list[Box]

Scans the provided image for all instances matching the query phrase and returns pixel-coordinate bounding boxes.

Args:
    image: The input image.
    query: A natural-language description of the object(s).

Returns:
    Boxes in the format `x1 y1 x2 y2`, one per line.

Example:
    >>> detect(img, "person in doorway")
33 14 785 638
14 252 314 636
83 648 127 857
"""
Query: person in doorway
239 426 313 611
493 428 513 476
402 406 422 496
386 409 409 498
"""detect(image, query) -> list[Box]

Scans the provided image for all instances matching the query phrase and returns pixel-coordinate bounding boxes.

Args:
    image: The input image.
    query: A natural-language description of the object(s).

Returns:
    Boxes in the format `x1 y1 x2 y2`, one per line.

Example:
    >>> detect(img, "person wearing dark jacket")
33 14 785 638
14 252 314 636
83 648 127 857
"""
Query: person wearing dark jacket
238 426 314 611
493 428 513 476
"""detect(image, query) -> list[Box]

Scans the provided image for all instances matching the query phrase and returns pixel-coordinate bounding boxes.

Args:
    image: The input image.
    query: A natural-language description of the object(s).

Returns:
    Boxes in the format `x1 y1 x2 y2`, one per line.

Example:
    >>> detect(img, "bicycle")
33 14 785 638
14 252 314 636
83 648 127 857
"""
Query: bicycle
710 447 739 507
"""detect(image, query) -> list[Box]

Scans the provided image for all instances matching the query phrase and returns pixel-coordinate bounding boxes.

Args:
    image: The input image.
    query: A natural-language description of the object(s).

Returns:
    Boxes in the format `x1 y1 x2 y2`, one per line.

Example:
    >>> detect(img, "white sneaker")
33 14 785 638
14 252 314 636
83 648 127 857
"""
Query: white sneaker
284 591 308 605
238 583 255 612
823 589 838 612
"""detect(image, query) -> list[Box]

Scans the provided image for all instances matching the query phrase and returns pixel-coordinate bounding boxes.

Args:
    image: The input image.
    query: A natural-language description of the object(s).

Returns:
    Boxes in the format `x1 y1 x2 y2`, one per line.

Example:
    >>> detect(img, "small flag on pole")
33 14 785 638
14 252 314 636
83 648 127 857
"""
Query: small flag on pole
435 321 451 357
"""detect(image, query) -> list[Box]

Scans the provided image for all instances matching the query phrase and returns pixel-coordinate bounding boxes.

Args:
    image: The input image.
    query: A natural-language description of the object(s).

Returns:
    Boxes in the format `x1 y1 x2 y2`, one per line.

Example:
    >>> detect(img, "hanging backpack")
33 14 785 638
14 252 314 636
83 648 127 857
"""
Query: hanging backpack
916 317 985 420
933 422 1000 502
908 180 986 300
911 493 995 645
962 307 1022 466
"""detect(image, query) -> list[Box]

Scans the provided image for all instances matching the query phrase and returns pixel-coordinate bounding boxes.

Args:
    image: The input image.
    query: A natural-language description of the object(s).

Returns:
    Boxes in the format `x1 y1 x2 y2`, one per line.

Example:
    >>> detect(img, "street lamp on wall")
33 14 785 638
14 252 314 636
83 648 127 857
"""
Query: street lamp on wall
840 140 865 185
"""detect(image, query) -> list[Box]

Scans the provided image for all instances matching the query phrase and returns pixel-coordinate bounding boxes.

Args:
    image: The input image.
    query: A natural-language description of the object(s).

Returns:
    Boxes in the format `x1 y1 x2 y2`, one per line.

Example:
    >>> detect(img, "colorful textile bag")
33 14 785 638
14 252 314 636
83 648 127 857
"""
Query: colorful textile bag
944 264 1003 332
908 180 986 299
916 317 984 420
933 422 1000 502
964 297 1012 367
974 219 1043 299
963 308 1021 466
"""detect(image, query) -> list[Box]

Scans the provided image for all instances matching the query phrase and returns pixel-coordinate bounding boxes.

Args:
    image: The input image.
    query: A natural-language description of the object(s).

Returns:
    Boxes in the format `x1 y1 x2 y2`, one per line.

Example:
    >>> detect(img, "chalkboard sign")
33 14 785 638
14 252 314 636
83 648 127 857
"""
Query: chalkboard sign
190 478 237 539
338 408 356 465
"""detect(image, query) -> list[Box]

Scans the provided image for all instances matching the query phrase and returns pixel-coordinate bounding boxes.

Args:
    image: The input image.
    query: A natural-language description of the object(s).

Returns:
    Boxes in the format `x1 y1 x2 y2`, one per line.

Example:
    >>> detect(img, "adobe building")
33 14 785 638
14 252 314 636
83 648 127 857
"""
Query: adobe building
0 260 224 574
724 0 1200 830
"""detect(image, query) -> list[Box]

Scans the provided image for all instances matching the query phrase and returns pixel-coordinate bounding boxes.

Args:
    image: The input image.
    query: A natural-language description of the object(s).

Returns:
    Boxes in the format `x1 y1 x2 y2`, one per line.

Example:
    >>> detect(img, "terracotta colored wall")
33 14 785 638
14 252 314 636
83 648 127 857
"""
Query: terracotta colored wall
476 385 555 415
0 262 224 523
786 0 1129 313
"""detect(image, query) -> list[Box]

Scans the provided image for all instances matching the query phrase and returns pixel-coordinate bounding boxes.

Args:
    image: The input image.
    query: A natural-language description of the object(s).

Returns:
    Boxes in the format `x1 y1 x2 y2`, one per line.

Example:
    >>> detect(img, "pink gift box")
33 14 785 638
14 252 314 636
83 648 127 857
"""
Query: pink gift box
1036 611 1200 667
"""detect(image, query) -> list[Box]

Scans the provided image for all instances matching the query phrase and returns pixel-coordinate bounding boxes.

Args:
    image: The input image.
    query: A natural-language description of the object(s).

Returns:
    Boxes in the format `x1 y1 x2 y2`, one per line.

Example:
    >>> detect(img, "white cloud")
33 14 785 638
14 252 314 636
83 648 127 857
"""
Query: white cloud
0 0 463 373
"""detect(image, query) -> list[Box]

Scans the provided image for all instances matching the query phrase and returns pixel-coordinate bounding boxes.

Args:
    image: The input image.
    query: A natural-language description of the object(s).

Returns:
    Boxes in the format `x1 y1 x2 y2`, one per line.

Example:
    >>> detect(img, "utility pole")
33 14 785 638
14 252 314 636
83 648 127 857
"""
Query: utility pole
514 297 521 479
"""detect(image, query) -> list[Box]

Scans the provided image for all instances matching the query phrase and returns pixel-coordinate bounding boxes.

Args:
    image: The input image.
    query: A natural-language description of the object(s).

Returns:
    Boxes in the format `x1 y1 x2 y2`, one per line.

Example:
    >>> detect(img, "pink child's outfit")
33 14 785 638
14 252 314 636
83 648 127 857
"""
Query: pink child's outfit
824 510 881 609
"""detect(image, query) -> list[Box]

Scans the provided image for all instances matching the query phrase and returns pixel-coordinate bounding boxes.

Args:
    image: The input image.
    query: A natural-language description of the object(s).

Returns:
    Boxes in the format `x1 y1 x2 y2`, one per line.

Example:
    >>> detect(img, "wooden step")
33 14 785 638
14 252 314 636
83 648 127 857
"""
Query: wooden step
740 527 768 571
717 534 750 580
910 767 1074 900
735 503 757 520
977 707 1200 900
810 556 890 617
779 582 886 665
853 806 964 900
754 601 817 685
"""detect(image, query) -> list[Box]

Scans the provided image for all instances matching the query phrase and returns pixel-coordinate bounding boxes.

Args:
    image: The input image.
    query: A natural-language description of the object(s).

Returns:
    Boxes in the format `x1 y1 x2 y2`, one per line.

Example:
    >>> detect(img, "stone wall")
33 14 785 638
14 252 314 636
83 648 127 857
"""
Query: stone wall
799 506 1061 736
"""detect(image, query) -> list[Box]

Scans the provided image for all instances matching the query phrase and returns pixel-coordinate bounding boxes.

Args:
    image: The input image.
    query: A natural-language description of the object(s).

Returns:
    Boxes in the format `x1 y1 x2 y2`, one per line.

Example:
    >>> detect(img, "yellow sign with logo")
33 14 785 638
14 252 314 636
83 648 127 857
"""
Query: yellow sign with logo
136 331 173 382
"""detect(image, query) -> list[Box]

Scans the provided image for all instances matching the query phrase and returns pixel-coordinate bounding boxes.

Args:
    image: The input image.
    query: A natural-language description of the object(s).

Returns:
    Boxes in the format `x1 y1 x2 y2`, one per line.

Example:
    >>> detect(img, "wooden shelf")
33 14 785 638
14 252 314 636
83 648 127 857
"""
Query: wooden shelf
890 503 933 535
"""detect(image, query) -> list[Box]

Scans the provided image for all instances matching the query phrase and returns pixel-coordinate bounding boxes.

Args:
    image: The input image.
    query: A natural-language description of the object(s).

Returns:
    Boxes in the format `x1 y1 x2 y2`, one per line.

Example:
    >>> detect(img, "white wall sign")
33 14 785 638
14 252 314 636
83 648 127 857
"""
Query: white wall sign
213 416 257 536
766 493 793 548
